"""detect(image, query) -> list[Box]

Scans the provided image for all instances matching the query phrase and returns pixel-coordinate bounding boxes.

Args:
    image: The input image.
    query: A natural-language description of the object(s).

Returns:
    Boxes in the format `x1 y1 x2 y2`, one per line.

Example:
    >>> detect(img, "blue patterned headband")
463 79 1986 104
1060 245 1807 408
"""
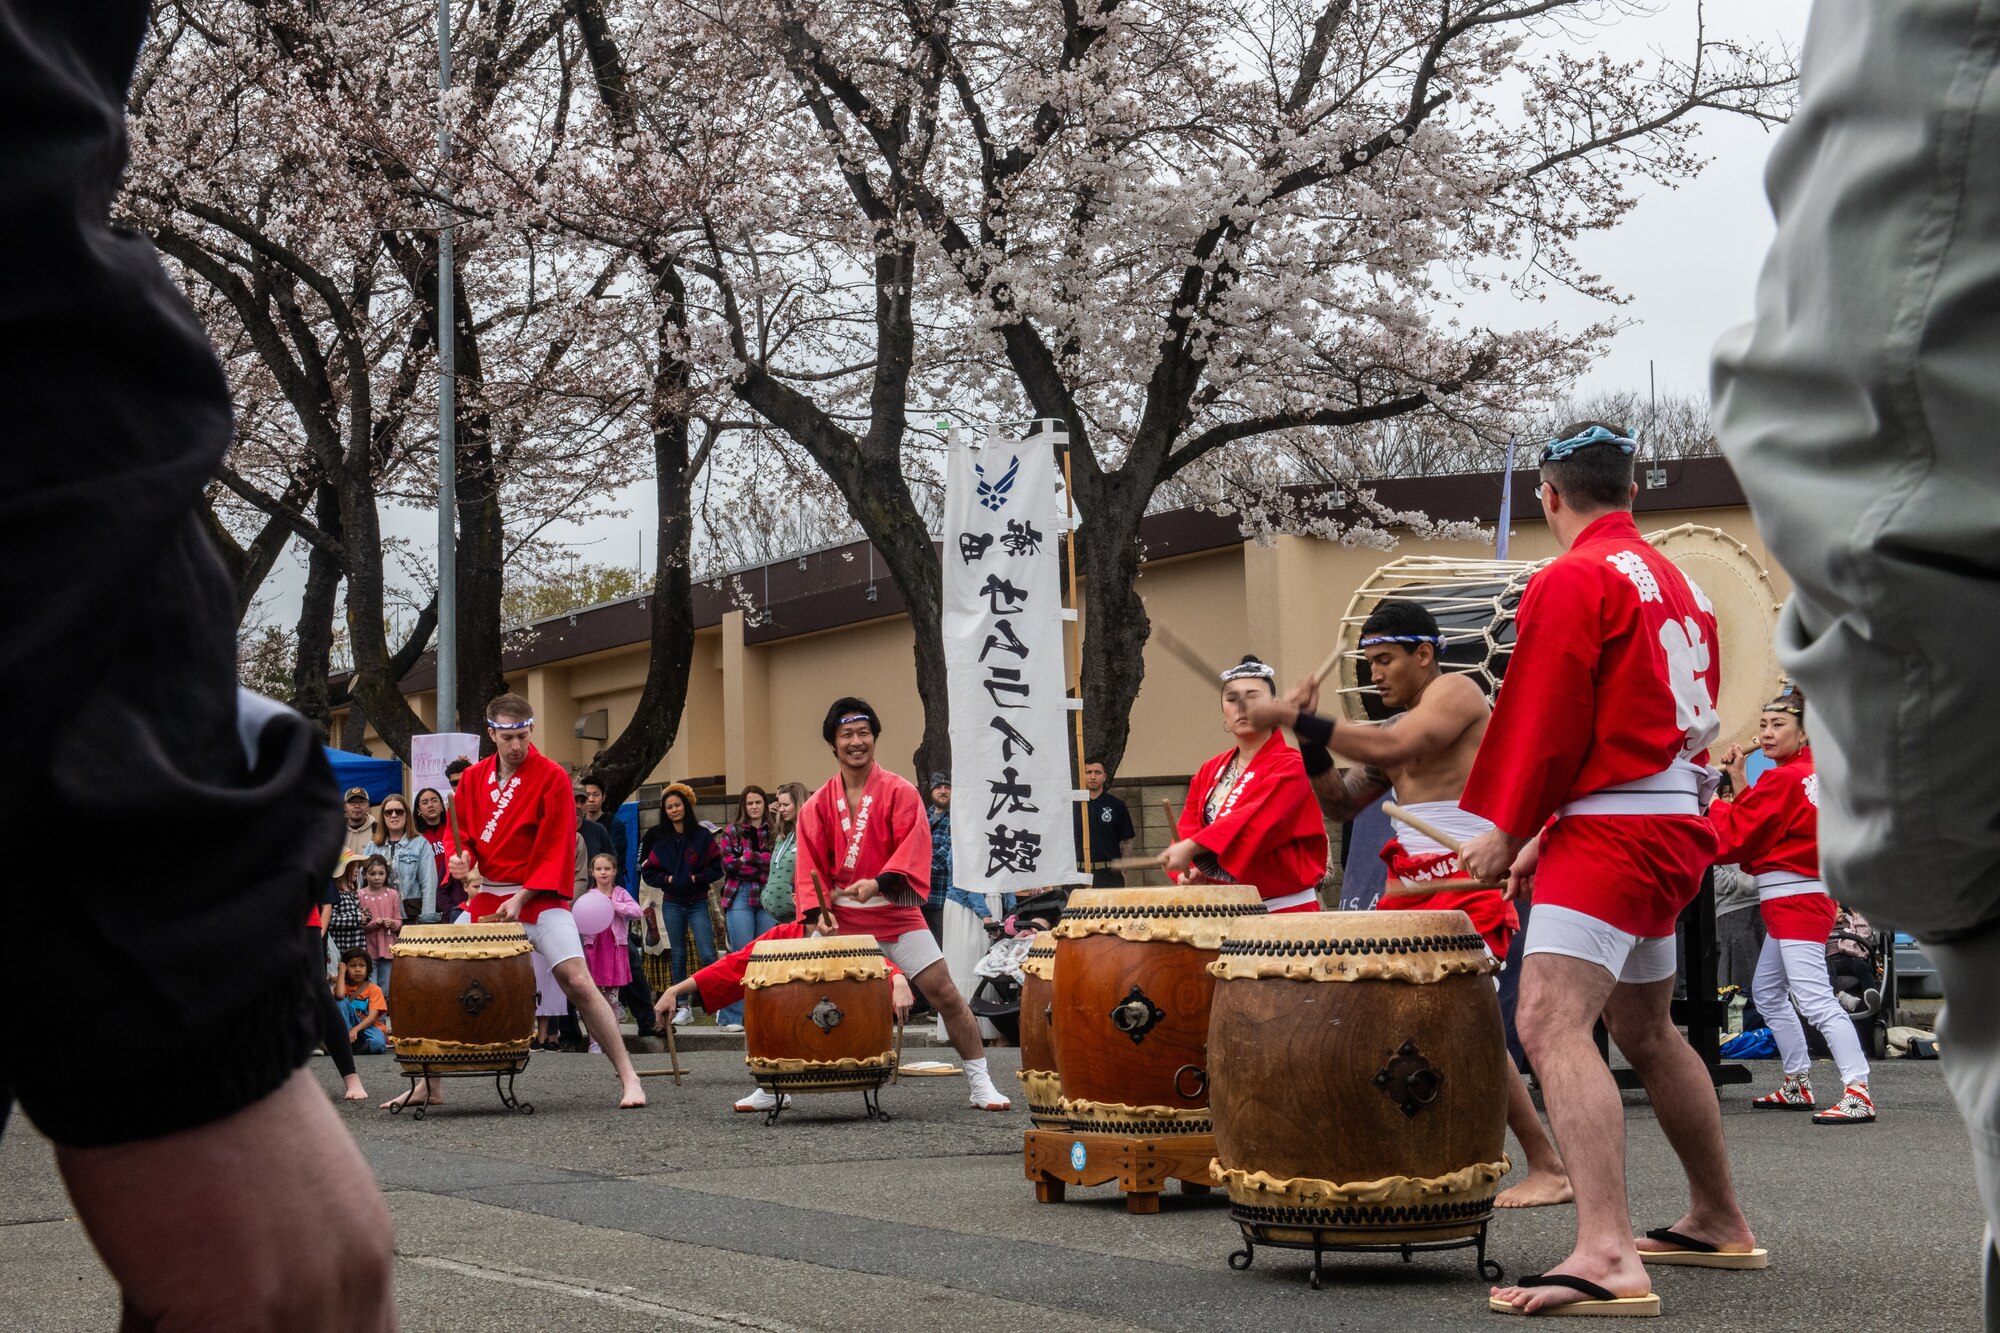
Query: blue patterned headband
486 715 534 731
1358 634 1445 650
1542 424 1637 463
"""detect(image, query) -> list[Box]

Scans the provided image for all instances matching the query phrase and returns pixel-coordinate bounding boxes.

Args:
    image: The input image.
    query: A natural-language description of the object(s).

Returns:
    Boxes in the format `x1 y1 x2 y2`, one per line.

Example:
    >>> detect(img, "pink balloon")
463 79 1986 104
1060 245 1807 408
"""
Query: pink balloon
571 889 615 938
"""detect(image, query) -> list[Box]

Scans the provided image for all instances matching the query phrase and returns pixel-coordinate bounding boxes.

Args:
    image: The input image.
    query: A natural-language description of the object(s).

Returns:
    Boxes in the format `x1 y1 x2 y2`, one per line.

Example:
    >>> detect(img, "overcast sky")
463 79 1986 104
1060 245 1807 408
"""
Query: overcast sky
253 0 1815 632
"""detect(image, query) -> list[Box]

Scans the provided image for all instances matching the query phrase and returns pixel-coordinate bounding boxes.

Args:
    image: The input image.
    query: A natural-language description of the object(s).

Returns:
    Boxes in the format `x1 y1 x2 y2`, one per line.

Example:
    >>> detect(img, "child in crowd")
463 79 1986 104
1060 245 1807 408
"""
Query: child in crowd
357 853 403 999
580 853 644 1054
326 851 369 965
337 951 389 1055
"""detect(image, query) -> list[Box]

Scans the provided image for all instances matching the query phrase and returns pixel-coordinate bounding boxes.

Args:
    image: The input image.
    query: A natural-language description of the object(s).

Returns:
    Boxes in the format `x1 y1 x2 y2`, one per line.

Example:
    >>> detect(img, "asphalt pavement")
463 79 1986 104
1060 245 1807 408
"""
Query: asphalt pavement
1 1043 1983 1330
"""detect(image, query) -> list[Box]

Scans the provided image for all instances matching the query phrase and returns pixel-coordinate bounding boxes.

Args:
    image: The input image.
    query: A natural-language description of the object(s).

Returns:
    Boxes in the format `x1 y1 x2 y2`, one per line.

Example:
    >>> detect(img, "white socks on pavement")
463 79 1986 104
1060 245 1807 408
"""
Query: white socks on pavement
734 1087 792 1113
964 1057 1010 1111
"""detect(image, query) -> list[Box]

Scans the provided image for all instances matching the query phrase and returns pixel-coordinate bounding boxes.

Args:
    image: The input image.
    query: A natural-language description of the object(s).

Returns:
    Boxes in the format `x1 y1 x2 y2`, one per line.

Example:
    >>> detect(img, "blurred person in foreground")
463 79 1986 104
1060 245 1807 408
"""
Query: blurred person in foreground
1713 0 2000 1319
0 2 393 1326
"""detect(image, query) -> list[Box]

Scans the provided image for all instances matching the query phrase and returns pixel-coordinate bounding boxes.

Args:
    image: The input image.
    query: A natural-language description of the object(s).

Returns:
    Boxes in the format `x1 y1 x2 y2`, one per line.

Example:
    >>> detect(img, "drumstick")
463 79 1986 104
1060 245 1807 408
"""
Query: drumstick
892 1016 905 1085
663 1008 684 1085
1161 798 1178 826
1103 855 1163 873
1380 801 1502 890
1148 620 1223 687
809 872 841 935
1310 641 1346 686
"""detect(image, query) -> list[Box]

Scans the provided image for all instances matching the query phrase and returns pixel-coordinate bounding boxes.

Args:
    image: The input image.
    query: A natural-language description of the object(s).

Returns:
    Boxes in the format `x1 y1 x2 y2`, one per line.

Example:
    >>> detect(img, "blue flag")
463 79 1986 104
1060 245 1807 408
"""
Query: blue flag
1496 435 1517 560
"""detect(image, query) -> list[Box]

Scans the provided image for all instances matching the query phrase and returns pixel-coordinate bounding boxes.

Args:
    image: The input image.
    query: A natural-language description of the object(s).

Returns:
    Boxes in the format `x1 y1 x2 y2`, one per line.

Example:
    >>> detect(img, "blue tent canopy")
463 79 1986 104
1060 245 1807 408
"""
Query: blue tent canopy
324 747 403 804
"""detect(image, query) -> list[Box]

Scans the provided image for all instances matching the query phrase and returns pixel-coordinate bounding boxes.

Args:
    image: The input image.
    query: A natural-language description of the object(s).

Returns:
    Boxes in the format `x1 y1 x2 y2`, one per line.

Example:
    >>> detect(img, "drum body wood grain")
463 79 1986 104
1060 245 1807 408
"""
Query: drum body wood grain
742 934 896 1094
1051 886 1265 1135
1018 935 1061 1128
390 923 535 1072
1209 911 1508 1246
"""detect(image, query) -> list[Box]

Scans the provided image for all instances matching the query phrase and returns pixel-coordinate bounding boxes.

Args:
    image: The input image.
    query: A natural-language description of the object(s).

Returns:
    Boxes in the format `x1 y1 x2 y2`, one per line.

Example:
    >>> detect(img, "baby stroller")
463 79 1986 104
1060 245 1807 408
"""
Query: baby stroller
966 888 1072 1044
1812 909 1897 1062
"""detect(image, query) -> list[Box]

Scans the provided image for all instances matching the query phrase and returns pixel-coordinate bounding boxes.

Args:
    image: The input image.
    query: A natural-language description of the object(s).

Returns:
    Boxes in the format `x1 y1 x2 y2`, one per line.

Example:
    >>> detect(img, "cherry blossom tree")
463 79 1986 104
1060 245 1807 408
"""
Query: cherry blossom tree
736 0 1794 773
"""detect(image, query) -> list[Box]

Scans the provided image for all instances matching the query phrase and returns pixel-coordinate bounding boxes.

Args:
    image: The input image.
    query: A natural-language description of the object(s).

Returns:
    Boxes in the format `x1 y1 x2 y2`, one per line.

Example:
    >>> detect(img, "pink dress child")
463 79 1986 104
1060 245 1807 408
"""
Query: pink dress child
582 885 643 991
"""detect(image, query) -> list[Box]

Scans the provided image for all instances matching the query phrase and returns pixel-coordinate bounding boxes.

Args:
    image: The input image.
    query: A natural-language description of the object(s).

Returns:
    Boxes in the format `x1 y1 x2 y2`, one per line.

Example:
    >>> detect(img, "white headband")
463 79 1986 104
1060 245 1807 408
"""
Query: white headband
1220 660 1275 683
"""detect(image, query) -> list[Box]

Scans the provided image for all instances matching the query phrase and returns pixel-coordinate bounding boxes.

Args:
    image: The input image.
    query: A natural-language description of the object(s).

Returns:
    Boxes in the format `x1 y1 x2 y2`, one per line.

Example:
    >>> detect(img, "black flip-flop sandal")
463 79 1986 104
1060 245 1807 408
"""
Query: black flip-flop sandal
1488 1272 1661 1317
1638 1227 1769 1269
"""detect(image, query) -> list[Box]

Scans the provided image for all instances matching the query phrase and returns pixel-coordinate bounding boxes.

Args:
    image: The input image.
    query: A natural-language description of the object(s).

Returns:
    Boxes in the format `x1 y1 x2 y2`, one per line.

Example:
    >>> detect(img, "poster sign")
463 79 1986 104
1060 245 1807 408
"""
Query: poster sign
412 731 482 802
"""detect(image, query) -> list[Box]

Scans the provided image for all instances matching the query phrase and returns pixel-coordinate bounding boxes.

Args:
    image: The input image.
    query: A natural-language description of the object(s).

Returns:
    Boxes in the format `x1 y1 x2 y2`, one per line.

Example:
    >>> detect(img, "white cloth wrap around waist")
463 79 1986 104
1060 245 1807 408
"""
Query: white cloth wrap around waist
1386 797 1494 857
1261 888 1320 911
1753 872 1828 902
1557 761 1714 819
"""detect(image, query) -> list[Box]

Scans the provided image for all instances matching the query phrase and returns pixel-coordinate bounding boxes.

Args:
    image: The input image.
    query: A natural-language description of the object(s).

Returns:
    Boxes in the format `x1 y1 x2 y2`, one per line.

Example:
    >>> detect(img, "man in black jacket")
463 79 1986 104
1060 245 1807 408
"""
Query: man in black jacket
1 4 392 1326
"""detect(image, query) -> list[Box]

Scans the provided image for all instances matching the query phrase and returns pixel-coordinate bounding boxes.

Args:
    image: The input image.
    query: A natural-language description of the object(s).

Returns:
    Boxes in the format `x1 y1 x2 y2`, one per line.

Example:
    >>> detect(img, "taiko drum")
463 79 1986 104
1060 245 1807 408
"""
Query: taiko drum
389 923 535 1072
1017 934 1062 1128
1050 885 1266 1135
742 934 896 1094
1207 910 1509 1246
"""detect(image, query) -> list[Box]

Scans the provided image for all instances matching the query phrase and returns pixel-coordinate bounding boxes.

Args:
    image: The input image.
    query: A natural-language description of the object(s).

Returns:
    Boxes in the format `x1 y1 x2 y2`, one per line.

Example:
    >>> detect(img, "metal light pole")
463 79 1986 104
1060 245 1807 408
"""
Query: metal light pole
435 0 457 734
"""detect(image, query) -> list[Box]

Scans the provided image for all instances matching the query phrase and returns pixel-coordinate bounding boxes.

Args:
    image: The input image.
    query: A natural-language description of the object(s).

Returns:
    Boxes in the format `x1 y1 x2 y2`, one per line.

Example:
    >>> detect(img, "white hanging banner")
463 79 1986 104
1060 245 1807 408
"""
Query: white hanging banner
944 422 1089 894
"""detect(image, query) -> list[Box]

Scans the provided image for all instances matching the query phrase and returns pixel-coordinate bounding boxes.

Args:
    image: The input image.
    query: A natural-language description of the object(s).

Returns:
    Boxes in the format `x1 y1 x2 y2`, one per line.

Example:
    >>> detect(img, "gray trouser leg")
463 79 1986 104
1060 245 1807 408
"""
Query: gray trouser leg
1713 0 2000 938
1930 921 2000 1330
1714 5 2000 1318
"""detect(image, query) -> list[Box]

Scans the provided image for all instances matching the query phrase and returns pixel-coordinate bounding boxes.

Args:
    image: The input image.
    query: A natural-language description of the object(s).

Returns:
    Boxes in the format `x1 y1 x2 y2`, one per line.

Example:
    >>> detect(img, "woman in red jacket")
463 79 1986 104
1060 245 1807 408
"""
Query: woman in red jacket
1709 692 1874 1125
1161 655 1328 911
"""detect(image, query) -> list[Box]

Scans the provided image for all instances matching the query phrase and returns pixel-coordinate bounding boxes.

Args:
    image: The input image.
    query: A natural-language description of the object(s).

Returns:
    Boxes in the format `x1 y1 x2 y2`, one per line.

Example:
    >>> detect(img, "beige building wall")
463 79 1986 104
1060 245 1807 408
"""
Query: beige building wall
336 505 1790 797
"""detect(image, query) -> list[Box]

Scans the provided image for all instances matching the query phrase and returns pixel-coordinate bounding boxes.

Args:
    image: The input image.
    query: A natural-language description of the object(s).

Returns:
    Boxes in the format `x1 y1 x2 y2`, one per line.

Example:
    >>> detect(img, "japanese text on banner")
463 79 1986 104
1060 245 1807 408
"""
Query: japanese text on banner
942 424 1088 896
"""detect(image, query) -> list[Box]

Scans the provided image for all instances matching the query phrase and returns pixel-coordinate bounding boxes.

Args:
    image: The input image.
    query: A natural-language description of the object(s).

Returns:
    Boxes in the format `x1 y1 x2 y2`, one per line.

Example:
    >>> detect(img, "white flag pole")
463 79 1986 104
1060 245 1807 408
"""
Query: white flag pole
1059 433 1091 878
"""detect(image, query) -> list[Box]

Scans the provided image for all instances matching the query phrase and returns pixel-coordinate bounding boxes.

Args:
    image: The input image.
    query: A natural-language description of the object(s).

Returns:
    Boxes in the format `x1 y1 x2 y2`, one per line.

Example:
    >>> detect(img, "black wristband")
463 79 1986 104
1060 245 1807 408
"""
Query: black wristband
1291 709 1335 748
1300 742 1335 778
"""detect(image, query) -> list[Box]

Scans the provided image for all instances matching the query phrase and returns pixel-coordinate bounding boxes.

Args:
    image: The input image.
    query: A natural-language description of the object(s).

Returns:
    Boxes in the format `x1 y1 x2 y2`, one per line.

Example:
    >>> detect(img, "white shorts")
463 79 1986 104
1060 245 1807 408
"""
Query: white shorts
879 927 945 979
455 907 585 969
1523 904 1676 985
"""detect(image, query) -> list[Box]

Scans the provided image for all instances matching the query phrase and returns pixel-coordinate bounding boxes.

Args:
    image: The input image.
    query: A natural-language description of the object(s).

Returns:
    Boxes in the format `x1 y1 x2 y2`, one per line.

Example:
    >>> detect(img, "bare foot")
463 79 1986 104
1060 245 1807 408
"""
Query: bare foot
1494 1168 1574 1209
340 1076 370 1102
378 1086 444 1111
618 1078 647 1110
1490 1252 1651 1315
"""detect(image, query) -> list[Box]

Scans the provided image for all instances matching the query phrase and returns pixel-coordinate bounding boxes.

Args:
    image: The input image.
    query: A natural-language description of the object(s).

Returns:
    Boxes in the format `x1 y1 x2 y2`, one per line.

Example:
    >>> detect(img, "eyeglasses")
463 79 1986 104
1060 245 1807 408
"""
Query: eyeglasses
383 807 407 817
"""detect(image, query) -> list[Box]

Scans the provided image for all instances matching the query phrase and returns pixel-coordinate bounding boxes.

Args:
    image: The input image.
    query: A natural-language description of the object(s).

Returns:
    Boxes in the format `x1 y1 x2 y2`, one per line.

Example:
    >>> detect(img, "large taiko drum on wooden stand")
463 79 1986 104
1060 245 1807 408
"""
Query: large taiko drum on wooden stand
1330 523 1782 746
743 934 897 1123
1051 885 1266 1135
1207 910 1508 1285
1017 935 1062 1129
389 923 537 1116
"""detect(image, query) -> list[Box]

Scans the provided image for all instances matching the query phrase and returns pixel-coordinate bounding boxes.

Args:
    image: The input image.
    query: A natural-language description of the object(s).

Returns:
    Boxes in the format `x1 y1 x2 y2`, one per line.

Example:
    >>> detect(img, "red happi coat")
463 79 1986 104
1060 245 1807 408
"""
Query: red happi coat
1708 747 1819 880
451 745 576 923
1462 511 1723 936
1708 747 1829 940
794 765 933 932
1175 731 1328 910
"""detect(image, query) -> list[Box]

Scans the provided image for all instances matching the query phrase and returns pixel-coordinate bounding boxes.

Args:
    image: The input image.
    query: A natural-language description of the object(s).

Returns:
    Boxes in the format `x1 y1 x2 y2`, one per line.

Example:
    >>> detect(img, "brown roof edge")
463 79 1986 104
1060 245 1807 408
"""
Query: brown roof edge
336 456 1746 693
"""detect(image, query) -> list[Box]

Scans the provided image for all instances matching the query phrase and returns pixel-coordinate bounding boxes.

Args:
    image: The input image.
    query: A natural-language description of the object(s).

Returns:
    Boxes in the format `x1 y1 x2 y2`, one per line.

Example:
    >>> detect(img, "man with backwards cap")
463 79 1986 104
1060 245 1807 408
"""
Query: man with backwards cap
1247 599 1573 1210
1459 424 1760 1316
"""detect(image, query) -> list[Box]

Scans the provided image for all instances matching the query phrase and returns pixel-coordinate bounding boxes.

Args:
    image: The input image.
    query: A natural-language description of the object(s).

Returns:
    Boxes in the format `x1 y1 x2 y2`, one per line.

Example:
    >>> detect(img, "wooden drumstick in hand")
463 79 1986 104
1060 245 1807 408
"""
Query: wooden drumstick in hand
809 871 841 935
1310 641 1346 687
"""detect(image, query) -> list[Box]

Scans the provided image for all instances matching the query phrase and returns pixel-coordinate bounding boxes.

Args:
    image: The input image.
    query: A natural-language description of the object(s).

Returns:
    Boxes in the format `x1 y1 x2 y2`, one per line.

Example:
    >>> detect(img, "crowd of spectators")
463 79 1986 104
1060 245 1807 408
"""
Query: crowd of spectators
322 764 1097 1058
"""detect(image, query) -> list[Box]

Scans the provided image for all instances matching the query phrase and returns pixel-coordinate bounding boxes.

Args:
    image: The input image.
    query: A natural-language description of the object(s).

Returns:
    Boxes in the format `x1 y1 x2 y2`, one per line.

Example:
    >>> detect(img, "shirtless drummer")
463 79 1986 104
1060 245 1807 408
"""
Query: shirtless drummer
1246 599 1572 1209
